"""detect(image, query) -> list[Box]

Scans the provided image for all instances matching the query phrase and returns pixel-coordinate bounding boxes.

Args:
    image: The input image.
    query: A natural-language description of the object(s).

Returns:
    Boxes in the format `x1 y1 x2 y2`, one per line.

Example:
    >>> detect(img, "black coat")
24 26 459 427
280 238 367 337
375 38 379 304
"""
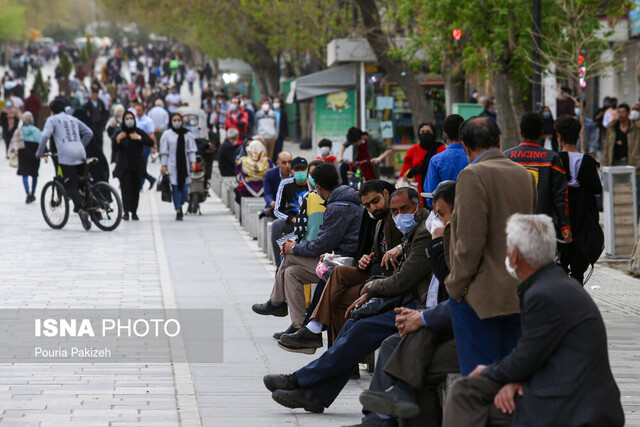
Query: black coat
111 126 154 180
218 139 236 177
558 152 603 263
482 264 624 426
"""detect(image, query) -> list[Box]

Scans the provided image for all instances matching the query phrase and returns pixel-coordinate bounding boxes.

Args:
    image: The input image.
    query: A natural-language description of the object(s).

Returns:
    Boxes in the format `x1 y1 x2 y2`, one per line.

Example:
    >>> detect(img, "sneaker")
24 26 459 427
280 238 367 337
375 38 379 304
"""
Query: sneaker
123 212 129 221
79 210 91 231
263 373 298 392
176 211 183 221
271 388 324 413
131 213 139 221
273 325 299 340
25 195 30 204
148 177 156 190
278 326 323 350
359 385 420 419
251 300 288 317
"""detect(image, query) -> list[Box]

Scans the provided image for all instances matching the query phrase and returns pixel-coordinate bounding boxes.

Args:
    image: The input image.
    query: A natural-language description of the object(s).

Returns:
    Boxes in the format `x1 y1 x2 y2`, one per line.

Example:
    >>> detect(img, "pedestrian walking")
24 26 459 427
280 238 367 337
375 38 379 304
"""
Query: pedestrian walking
159 113 197 221
112 111 154 221
556 115 604 284
14 112 42 203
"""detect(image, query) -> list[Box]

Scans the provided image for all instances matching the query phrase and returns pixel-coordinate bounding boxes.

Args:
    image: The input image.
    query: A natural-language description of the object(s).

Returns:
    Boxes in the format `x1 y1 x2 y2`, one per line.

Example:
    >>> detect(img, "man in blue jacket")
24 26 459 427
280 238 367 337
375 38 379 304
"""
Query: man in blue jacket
423 114 468 208
262 151 292 212
252 163 363 333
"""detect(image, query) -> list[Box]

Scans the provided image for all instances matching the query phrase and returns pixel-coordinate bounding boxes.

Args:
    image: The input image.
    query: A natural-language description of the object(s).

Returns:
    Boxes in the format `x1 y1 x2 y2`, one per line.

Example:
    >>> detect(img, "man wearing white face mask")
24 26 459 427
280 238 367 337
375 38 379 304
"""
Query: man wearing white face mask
443 214 624 427
255 98 278 158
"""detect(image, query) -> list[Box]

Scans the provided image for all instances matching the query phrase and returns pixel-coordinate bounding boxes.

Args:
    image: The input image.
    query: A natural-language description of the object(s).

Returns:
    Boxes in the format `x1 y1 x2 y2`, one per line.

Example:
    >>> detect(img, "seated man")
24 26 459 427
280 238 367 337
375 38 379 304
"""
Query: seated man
442 214 624 427
252 163 363 335
277 179 403 353
218 127 239 177
358 181 459 426
263 188 432 414
262 150 292 216
270 156 310 268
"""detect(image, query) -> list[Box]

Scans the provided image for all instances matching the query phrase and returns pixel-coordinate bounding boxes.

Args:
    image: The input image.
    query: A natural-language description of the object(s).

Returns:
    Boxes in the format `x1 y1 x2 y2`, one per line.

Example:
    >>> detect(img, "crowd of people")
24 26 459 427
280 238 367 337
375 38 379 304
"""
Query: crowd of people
0 40 628 424
234 110 625 426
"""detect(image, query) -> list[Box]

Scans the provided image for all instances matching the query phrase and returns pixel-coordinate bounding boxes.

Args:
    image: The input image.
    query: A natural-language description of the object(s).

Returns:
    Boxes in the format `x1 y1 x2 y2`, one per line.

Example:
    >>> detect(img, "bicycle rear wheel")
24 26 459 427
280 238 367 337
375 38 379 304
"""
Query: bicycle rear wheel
89 182 123 231
40 180 69 229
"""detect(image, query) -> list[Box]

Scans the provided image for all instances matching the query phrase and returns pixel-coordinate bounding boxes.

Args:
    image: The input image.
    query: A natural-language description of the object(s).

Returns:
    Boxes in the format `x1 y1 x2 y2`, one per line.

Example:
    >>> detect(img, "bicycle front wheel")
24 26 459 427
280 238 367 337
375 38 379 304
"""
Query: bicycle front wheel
40 180 69 229
89 182 123 231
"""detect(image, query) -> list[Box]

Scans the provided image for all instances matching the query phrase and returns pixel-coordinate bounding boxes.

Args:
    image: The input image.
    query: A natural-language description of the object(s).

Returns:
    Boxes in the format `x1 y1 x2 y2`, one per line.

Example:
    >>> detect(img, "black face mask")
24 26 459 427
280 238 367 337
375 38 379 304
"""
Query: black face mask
419 132 435 149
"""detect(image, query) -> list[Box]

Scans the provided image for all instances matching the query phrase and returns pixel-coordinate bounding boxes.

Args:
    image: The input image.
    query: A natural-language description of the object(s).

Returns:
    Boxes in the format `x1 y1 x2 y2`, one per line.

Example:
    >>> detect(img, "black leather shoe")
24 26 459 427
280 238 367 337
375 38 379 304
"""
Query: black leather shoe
359 385 419 418
123 212 129 221
346 413 399 426
272 388 324 413
279 326 323 350
273 325 299 340
277 340 317 355
131 213 139 221
252 300 288 317
263 373 298 392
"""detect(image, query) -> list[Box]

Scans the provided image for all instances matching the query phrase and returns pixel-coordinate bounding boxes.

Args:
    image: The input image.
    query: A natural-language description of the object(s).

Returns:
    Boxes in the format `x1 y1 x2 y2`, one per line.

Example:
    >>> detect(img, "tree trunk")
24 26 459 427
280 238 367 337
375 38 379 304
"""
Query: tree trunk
492 70 520 150
246 39 279 98
443 50 466 115
355 0 432 138
507 76 528 124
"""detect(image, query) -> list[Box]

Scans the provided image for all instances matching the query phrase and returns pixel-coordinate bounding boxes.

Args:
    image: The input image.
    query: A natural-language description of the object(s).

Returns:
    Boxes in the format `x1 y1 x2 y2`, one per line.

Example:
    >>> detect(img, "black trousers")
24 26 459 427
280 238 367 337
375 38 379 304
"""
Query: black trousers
59 163 85 212
120 170 141 214
559 242 590 285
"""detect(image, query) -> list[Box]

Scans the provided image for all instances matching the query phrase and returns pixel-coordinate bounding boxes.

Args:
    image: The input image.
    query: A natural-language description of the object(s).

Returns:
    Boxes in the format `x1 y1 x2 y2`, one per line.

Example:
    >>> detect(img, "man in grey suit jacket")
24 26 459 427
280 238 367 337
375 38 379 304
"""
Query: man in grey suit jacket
442 214 624 427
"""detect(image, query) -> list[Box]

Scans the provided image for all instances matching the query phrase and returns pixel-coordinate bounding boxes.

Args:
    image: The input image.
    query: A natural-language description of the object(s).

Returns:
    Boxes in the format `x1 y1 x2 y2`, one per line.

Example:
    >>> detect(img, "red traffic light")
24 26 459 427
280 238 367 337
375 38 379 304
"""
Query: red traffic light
453 29 462 40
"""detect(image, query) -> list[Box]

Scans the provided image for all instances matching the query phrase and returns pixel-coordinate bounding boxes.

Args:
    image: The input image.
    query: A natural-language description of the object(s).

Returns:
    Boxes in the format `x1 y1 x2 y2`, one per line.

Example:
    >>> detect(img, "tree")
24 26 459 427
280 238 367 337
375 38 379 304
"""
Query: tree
530 0 632 151
0 0 26 41
32 68 49 102
354 0 433 137
59 50 73 80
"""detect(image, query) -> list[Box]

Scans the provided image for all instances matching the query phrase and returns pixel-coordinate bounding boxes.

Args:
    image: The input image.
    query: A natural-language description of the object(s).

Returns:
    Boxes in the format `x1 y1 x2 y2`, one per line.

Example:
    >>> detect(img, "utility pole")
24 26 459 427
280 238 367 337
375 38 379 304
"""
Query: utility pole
532 0 542 112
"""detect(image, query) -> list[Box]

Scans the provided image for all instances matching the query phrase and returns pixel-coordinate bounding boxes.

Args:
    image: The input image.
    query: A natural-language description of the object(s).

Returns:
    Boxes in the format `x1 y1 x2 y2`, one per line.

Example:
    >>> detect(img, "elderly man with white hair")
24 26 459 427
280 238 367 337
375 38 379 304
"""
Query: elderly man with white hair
442 214 624 427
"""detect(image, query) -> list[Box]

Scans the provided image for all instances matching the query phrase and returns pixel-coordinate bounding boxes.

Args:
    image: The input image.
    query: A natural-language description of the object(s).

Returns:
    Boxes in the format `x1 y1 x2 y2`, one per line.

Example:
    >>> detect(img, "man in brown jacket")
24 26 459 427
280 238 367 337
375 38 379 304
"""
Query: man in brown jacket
445 117 537 376
602 103 640 212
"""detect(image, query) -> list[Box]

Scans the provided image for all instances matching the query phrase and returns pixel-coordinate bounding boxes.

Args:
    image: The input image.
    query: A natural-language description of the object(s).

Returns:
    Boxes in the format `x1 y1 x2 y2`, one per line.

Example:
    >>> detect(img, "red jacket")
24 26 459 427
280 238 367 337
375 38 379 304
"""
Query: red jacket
400 143 446 196
225 109 249 140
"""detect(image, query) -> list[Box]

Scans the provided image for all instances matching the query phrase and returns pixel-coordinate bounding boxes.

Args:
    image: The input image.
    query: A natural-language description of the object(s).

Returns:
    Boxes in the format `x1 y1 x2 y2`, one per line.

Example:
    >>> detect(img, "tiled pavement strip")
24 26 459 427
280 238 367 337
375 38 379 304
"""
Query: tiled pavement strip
0 61 638 426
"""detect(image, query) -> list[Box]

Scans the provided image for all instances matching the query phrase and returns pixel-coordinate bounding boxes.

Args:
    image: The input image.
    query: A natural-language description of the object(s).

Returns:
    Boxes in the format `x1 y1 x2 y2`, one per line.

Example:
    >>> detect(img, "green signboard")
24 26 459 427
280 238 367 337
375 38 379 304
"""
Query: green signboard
314 90 356 146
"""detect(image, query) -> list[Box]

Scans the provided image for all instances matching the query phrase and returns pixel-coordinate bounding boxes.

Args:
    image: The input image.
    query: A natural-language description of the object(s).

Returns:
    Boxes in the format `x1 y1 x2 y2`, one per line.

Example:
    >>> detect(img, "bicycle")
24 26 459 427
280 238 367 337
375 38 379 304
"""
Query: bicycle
40 153 123 231
341 159 371 191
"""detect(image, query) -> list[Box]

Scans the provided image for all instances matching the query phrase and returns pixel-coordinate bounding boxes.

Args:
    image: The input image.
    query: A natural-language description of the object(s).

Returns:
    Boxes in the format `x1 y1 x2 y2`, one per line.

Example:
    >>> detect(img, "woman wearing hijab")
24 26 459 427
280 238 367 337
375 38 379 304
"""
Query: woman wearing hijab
234 139 273 204
160 113 197 221
112 110 154 221
1 100 21 157
399 122 446 200
14 111 42 203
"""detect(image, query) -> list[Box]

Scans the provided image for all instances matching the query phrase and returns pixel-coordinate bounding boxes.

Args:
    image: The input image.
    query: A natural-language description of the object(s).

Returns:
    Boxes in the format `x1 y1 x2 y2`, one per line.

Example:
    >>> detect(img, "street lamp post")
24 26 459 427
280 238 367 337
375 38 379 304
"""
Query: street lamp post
532 0 542 111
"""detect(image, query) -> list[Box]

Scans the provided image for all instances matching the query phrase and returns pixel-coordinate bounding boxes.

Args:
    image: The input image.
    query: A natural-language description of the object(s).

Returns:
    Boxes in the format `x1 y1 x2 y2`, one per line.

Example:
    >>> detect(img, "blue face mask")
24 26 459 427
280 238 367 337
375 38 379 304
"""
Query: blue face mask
393 206 419 234
294 171 307 182
308 175 315 188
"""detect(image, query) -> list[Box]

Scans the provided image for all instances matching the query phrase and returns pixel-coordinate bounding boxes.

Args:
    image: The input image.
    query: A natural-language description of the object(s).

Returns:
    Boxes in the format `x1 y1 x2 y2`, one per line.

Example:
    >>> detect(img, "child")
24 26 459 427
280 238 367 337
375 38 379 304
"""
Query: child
316 138 336 164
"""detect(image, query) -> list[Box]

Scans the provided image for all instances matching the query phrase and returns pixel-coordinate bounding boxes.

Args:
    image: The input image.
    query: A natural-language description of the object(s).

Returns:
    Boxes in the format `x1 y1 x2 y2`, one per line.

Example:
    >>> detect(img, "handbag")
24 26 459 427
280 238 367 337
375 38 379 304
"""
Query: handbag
351 292 413 320
156 174 173 203
8 153 18 168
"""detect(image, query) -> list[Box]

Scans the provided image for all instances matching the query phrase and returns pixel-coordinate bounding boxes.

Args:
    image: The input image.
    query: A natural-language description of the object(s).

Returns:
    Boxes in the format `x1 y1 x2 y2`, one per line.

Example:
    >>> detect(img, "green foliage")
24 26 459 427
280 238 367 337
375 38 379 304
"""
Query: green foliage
32 68 49 102
59 50 73 80
0 0 27 41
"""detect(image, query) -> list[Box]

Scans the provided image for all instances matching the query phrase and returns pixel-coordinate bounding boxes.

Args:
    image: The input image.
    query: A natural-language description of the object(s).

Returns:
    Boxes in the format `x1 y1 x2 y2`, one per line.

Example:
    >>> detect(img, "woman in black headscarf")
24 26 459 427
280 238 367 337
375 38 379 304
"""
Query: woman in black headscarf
112 110 154 220
159 113 197 220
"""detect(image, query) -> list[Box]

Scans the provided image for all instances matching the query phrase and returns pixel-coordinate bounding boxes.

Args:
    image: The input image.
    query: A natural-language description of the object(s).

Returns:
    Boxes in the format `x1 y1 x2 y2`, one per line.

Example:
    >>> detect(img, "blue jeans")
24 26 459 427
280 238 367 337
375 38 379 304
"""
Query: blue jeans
140 146 154 187
449 297 520 376
296 302 416 407
171 184 189 211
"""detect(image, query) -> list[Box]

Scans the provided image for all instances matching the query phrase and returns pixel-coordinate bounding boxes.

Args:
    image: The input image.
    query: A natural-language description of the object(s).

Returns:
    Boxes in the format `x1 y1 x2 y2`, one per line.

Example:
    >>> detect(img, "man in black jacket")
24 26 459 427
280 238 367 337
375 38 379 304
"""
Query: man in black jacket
218 128 239 177
263 188 433 414
442 214 624 427
83 87 109 149
357 181 459 426
504 112 572 244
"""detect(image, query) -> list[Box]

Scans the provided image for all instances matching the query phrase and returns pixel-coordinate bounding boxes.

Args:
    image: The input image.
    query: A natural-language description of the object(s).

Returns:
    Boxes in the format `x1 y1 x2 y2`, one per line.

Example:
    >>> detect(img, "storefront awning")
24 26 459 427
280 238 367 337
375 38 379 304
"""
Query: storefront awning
287 64 357 103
